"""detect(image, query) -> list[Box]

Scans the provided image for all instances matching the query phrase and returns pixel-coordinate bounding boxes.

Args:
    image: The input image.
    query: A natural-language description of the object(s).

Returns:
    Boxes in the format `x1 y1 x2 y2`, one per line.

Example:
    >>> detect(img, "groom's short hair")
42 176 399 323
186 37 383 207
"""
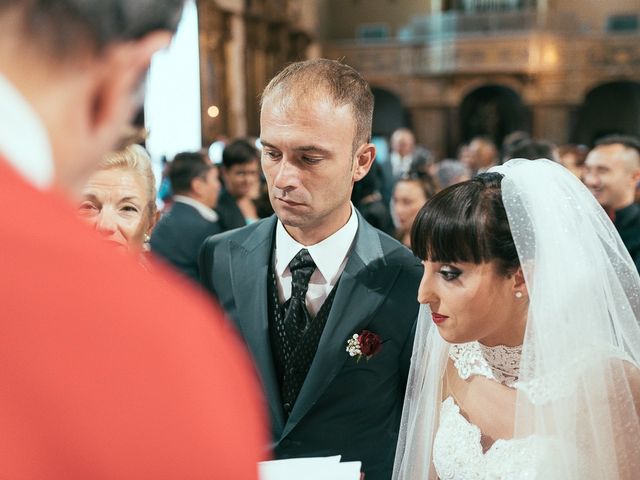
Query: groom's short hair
260 58 374 152
0 0 184 58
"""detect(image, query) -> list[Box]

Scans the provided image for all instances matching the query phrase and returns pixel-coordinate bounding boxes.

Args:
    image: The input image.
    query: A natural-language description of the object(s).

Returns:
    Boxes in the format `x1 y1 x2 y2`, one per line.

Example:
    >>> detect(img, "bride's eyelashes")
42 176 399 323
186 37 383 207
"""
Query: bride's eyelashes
439 265 462 281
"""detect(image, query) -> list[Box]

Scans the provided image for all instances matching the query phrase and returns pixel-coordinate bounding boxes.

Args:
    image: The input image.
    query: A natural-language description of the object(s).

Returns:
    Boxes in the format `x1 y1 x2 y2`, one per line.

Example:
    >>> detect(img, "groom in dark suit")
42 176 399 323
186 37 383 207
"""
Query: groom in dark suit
200 59 421 480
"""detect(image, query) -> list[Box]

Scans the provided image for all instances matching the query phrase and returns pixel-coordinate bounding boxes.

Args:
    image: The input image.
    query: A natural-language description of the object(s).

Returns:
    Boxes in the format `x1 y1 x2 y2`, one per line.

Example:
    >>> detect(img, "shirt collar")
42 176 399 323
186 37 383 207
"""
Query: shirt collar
275 204 359 284
173 195 219 222
0 73 54 189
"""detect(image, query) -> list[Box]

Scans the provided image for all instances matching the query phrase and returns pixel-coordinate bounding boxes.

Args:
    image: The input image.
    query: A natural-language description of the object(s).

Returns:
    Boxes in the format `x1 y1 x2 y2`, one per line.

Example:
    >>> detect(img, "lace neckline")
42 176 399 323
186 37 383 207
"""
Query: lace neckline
449 342 522 387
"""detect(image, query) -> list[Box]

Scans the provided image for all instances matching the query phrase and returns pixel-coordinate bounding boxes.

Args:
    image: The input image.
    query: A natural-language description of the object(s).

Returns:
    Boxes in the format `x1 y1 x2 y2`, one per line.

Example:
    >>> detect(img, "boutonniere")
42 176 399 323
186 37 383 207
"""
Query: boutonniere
346 330 382 362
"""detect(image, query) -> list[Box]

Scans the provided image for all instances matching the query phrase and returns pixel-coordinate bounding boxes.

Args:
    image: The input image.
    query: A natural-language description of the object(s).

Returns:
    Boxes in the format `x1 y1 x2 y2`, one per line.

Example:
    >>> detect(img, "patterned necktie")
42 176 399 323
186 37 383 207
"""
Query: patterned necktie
284 248 316 334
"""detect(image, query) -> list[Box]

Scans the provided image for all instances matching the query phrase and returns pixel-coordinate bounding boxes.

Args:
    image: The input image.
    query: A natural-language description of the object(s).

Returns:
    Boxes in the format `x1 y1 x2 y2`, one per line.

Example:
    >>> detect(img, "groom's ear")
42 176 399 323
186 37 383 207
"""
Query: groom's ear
512 267 528 298
352 142 376 182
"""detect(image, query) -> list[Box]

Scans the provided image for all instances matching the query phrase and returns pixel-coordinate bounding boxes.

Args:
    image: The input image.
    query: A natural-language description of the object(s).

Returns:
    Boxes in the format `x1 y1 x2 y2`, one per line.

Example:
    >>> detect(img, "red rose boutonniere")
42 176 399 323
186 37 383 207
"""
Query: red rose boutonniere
346 330 382 362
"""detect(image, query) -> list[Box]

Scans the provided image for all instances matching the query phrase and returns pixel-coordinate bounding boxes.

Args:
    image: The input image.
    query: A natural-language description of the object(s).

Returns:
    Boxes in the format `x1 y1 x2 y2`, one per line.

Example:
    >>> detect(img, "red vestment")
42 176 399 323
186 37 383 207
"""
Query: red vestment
0 159 268 479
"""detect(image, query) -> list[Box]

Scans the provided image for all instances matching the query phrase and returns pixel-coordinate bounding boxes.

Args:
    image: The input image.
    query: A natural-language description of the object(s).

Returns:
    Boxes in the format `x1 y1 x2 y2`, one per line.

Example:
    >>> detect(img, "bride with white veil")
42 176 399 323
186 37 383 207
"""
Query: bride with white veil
393 159 640 479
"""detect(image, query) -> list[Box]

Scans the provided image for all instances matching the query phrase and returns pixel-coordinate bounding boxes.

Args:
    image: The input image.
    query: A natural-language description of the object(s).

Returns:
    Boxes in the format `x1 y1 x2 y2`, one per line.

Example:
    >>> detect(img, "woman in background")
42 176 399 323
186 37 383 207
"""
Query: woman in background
78 143 158 260
217 138 261 231
392 173 437 248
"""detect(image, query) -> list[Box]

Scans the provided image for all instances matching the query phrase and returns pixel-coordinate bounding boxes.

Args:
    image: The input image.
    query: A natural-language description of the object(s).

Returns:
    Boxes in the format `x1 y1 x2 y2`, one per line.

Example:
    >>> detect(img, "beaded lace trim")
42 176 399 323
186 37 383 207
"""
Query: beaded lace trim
449 342 522 388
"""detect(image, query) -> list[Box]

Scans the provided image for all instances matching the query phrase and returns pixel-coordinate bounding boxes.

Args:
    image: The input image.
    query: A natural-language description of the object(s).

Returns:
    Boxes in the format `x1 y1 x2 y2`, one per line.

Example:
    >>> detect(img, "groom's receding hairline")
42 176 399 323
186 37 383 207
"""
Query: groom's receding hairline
261 58 374 149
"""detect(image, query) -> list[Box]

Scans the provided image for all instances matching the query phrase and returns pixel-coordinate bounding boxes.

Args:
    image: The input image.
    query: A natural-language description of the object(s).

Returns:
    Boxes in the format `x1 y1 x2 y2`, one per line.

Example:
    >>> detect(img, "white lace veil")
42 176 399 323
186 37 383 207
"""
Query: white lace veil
393 159 640 479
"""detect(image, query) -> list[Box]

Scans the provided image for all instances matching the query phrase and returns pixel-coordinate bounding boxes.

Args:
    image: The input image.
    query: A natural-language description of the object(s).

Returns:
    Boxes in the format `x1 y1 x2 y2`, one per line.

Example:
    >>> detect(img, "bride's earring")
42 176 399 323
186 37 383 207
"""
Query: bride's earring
515 291 523 299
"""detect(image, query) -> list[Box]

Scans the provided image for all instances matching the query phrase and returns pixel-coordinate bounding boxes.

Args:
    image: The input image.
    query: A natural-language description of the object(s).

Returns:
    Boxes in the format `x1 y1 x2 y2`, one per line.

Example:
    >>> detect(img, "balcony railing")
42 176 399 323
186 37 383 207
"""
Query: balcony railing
394 10 581 42
451 0 536 12
324 28 639 78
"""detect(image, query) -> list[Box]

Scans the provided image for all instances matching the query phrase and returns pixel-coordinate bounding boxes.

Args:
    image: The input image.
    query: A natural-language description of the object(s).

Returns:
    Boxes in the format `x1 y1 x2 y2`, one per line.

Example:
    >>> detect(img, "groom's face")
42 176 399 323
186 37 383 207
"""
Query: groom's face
260 93 372 244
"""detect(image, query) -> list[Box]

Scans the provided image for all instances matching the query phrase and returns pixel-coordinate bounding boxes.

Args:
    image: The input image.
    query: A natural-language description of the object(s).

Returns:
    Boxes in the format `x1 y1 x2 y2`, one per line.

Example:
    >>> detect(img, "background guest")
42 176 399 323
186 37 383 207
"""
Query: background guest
352 162 395 235
434 159 472 189
465 136 499 174
218 138 261 231
503 138 559 162
389 127 434 178
457 143 473 169
151 151 221 282
500 130 530 159
584 134 640 271
379 127 434 205
392 173 437 248
78 144 158 260
558 143 588 178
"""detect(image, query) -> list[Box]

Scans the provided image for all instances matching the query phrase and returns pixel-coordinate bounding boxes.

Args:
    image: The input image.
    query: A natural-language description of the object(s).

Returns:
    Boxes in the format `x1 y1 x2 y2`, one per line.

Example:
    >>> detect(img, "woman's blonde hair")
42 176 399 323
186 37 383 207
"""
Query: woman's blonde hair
99 144 157 222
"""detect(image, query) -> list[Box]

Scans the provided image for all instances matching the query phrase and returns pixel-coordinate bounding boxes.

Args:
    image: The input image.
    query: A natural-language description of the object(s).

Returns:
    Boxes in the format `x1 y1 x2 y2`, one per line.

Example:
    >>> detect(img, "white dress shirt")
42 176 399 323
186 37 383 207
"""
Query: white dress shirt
0 73 54 189
274 205 359 317
172 195 219 223
390 151 413 179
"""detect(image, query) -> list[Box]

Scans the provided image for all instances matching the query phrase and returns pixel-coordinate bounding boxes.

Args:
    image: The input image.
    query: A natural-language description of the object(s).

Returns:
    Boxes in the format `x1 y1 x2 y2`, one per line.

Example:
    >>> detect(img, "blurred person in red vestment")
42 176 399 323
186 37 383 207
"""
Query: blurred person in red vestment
0 1 267 479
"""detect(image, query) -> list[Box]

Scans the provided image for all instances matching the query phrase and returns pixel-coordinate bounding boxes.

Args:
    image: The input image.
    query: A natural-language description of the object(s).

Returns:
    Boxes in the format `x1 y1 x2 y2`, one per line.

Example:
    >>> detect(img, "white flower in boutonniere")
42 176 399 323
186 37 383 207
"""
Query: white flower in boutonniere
345 330 383 362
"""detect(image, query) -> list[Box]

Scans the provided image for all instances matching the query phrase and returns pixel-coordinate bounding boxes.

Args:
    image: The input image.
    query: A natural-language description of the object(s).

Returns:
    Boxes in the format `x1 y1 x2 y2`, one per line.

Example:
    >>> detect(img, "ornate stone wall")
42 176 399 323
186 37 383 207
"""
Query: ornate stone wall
197 0 315 144
325 31 640 156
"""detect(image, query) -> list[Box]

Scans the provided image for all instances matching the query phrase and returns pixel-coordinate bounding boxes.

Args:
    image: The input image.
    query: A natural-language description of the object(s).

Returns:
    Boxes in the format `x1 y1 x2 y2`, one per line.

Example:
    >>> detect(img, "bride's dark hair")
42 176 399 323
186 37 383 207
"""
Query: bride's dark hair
411 172 519 276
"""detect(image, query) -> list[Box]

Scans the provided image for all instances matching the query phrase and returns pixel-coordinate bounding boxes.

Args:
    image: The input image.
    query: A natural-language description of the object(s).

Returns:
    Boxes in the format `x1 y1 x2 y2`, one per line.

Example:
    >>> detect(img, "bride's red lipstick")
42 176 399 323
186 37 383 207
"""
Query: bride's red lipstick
431 313 449 325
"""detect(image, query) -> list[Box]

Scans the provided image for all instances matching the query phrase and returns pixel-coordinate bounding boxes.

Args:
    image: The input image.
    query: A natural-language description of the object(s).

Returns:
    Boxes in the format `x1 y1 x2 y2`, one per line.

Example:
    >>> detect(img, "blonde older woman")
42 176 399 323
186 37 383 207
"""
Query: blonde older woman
78 144 158 256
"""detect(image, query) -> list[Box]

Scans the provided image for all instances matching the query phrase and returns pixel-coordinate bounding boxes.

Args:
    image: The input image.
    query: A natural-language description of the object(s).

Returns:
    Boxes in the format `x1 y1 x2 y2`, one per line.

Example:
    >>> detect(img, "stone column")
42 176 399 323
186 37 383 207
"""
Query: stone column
198 0 230 144
226 13 248 137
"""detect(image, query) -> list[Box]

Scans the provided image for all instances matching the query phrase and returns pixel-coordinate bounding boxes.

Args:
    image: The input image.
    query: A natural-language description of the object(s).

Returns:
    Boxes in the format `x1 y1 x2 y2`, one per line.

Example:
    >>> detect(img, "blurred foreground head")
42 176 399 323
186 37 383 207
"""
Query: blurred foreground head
0 0 184 190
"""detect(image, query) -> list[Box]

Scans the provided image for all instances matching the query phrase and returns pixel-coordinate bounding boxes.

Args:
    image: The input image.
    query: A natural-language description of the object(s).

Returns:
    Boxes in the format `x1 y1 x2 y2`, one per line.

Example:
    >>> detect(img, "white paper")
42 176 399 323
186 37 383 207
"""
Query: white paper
259 456 362 480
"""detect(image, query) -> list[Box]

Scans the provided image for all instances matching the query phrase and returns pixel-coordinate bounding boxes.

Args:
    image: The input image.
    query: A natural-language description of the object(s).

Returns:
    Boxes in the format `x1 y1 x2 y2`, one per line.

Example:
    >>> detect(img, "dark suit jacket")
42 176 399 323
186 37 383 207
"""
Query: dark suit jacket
150 201 221 282
200 212 421 480
216 189 247 232
614 202 640 272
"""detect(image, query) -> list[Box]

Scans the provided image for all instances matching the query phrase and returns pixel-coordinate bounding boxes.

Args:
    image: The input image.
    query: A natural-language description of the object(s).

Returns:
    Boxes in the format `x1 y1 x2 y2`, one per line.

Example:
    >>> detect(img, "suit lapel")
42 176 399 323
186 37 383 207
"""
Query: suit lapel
228 216 286 433
280 214 401 439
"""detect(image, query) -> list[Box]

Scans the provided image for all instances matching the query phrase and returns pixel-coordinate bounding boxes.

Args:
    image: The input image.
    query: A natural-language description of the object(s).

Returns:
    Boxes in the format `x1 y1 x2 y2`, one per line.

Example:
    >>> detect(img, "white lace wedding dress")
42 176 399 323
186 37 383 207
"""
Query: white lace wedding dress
431 342 561 480
433 397 544 480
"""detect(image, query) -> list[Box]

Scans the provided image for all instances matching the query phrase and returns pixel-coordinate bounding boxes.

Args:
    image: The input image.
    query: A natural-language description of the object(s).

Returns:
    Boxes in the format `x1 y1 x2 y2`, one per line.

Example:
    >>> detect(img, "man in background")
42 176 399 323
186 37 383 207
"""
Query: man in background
151 151 222 282
584 134 640 271
389 128 433 179
217 138 262 230
379 127 433 204
0 1 266 478
465 136 500 174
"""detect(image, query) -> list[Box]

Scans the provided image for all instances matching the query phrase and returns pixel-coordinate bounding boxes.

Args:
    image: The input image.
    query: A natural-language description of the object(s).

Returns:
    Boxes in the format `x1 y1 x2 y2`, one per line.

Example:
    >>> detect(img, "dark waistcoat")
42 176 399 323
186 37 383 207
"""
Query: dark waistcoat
268 262 338 417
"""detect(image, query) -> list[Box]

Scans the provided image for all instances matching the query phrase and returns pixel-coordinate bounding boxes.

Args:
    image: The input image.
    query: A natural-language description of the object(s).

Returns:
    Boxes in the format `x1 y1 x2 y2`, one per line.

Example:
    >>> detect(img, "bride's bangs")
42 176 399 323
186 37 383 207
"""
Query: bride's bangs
411 180 494 264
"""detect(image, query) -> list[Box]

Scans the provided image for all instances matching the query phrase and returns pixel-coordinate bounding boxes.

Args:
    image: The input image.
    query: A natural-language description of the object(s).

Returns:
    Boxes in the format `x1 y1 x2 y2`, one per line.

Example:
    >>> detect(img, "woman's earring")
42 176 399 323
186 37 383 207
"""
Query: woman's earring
515 291 523 299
